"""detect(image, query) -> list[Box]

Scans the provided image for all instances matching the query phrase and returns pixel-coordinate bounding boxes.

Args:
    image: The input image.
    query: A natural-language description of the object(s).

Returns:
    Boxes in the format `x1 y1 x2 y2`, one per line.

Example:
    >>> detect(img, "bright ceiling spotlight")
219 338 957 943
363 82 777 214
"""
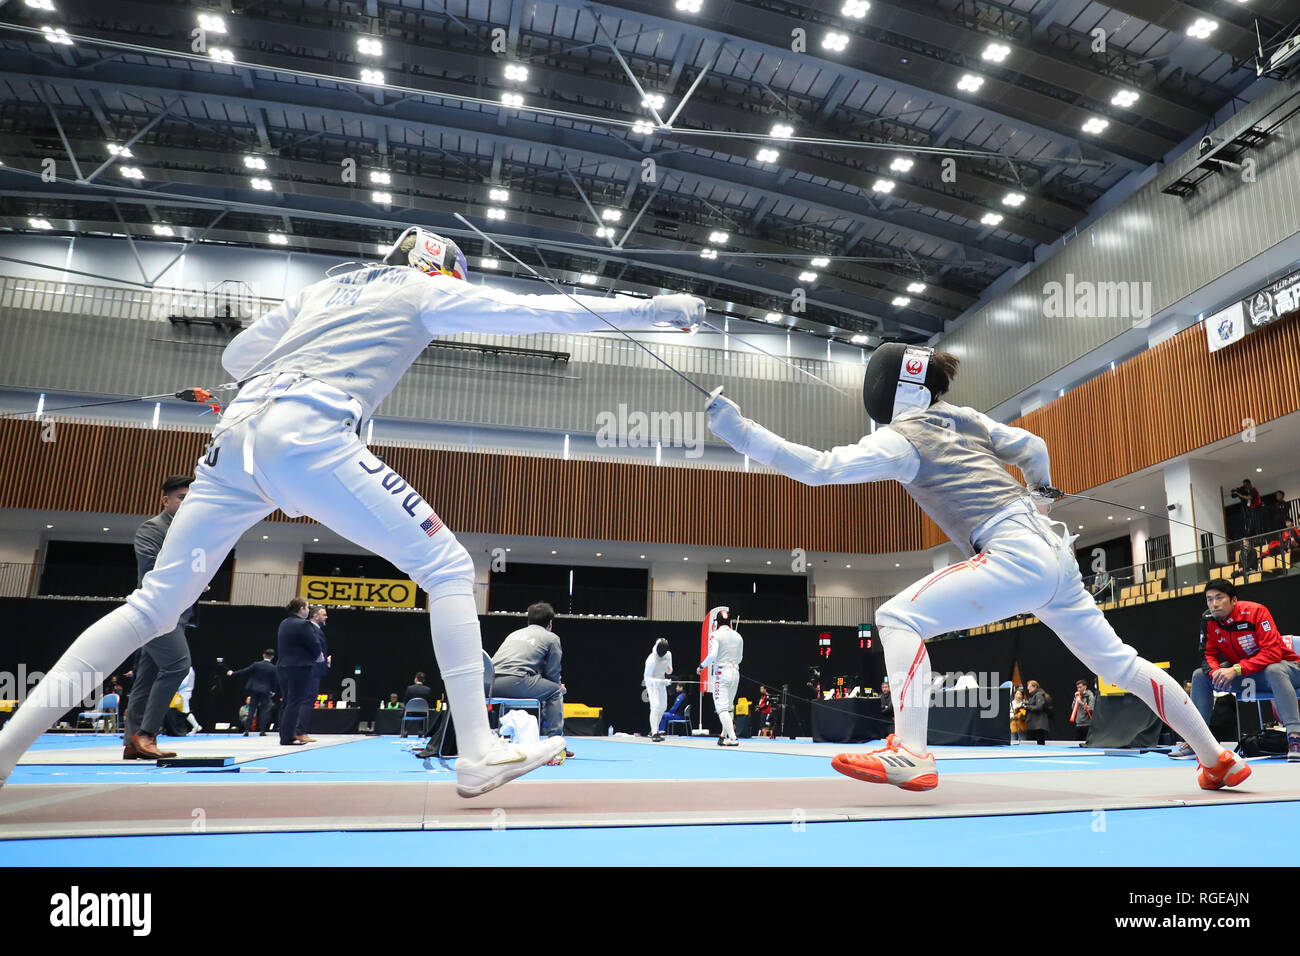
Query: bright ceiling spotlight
770 123 794 138
708 231 729 244
370 170 392 185
503 63 528 81
488 187 509 202
822 32 850 53
1111 89 1140 108
981 43 1010 63
360 68 385 86
357 37 383 56
906 282 925 293
243 155 267 170
798 271 817 282
267 232 288 245
956 74 984 93
756 148 780 163
872 178 896 193
981 211 1004 226
892 296 910 307
1081 117 1109 134
810 257 830 267
889 157 913 172
198 13 227 33
1002 191 1026 207
371 191 392 204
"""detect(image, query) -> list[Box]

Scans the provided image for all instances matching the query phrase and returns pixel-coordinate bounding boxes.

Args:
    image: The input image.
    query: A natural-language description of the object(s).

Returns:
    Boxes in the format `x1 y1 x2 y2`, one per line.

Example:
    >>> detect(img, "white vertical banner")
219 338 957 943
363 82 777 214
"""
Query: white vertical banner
1205 301 1245 353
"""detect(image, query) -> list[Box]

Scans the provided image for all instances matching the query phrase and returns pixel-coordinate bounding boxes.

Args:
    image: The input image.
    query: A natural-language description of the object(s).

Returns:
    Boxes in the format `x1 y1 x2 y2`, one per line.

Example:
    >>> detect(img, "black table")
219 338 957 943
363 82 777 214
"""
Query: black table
372 708 406 735
812 692 1010 746
811 698 892 743
306 707 362 734
1086 693 1162 748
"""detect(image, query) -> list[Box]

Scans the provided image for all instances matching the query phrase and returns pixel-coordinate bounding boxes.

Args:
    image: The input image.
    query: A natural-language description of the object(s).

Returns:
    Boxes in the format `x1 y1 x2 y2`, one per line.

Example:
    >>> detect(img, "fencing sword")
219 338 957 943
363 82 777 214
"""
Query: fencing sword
696 318 858 399
0 384 235 419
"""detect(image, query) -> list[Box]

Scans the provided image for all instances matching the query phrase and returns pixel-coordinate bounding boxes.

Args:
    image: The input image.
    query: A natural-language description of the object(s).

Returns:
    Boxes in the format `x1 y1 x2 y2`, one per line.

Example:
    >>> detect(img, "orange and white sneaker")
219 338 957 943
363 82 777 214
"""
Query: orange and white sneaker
831 734 938 792
1197 749 1252 791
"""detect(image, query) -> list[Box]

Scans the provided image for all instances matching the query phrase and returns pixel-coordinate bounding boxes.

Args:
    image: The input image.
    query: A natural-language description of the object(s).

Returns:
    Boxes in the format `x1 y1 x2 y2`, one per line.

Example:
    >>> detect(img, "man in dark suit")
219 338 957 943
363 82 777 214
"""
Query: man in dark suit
227 649 277 736
404 672 433 705
298 606 330 743
123 475 197 760
276 598 319 746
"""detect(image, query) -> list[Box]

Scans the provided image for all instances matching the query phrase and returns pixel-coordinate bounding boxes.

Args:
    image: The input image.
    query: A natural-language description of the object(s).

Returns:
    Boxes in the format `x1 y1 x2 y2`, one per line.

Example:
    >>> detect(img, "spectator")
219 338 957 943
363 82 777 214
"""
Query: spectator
1268 491 1288 532
1070 680 1096 742
276 598 319 746
1025 680 1052 745
227 649 276 736
756 685 774 737
403 672 433 704
1286 520 1300 566
387 692 401 709
1230 480 1263 535
297 605 329 744
1237 538 1259 577
491 603 567 748
1169 579 1300 762
1010 688 1028 743
239 697 251 731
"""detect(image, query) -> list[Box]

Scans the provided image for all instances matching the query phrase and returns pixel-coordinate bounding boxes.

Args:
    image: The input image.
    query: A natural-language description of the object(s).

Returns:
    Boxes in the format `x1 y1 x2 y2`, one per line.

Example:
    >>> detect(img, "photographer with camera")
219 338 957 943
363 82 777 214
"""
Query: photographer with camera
1230 479 1263 535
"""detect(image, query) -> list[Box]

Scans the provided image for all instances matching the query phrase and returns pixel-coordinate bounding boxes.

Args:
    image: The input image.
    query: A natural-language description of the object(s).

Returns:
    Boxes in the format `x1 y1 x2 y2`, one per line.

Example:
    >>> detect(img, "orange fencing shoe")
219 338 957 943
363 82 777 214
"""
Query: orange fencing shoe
832 734 938 792
1197 750 1252 791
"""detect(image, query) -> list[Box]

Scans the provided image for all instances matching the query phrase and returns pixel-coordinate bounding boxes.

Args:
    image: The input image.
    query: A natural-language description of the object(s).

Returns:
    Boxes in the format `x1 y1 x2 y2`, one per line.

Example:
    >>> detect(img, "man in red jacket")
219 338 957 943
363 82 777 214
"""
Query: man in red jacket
1169 579 1300 762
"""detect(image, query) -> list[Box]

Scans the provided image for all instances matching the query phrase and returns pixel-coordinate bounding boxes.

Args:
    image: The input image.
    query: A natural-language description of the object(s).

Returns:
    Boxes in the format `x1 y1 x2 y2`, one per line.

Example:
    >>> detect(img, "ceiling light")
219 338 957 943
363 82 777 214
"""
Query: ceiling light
1108 516 1114 520
481 258 499 269
872 178 896 193
596 226 614 238
208 47 234 62
822 32 850 53
243 155 267 170
907 282 925 293
486 207 506 220
1186 18 1218 39
579 273 598 284
596 553 602 557
197 13 227 34
29 218 52 230
892 296 911 307
360 68 385 86
1140 505 1145 510
851 333 869 345
376 243 392 256
1111 89 1140 108
488 187 509 202
764 312 782 323
249 177 271 191
632 120 654 134
981 212 1003 226
766 561 772 565
708 231 730 244
683 557 689 561
770 123 794 139
700 248 718 259
551 550 557 554
725 559 731 563
107 144 133 158
357 37 383 56
889 157 913 173
842 0 869 16
152 225 174 237
102 527 110 532
313 538 320 543
640 554 646 559
756 148 780 163
45 524 53 529
501 91 524 107
503 63 528 81
601 208 623 221
42 26 73 45
675 0 702 12
371 191 392 204
981 43 1010 63
1002 191 1026 207
642 93 666 110
956 74 984 93
1081 117 1109 135
811 257 830 267
370 170 392 185
798 271 818 282
268 232 288 245
26 0 57 9
119 166 143 180
1256 467 1262 473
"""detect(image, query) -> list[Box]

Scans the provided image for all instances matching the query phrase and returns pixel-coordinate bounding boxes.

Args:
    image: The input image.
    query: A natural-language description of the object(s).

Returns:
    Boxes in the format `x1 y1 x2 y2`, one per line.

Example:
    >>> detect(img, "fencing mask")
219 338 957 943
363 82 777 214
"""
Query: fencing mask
655 638 669 658
862 343 944 425
382 226 469 280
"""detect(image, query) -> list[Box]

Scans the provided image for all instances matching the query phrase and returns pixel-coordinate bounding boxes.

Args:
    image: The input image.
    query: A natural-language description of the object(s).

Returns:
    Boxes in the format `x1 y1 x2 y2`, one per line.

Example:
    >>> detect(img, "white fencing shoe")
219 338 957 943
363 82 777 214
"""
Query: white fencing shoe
455 735 566 798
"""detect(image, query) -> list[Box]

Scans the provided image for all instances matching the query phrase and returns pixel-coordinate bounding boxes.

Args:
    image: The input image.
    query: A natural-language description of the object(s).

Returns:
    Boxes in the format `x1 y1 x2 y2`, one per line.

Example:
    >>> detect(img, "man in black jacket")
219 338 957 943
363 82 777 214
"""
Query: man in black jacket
228 649 277 736
404 672 433 705
276 599 319 745
123 475 196 760
298 606 330 743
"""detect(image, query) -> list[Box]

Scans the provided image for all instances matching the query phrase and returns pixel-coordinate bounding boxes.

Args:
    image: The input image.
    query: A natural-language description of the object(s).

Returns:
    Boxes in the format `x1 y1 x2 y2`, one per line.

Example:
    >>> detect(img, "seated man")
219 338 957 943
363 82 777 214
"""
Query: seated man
653 684 690 740
1169 579 1300 762
491 602 571 758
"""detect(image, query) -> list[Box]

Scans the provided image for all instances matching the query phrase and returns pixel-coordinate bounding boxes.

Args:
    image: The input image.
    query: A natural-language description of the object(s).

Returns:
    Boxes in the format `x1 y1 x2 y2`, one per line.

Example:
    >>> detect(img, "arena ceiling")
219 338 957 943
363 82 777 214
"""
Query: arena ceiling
1 0 1296 346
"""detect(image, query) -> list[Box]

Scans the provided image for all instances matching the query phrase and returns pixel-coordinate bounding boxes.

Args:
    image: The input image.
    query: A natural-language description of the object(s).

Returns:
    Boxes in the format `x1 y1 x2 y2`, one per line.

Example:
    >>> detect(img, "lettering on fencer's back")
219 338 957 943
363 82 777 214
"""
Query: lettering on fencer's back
886 402 1029 555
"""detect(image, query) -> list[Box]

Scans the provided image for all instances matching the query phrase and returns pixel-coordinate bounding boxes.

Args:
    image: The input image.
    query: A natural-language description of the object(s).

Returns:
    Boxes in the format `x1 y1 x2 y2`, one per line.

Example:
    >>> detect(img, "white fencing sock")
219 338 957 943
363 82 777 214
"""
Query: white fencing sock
718 710 736 740
1118 658 1221 764
880 622 932 755
0 604 152 783
427 592 493 763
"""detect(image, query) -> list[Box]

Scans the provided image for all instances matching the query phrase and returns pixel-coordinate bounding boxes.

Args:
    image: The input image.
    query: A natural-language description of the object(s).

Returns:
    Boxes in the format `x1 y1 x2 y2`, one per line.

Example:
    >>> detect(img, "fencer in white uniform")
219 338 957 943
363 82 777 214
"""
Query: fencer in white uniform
0 227 705 797
698 612 744 746
644 638 673 738
707 344 1250 792
177 667 202 735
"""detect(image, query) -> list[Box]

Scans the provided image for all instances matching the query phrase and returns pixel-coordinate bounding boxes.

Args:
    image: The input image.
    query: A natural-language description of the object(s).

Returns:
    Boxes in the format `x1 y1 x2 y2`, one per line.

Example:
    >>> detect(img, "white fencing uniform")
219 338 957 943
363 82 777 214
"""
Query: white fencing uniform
644 647 673 734
0 266 694 783
700 625 743 741
708 399 1222 763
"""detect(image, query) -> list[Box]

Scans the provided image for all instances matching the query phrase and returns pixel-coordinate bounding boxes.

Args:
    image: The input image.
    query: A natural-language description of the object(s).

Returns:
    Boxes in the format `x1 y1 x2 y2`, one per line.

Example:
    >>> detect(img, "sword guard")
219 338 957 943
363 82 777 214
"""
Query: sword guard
1034 485 1065 500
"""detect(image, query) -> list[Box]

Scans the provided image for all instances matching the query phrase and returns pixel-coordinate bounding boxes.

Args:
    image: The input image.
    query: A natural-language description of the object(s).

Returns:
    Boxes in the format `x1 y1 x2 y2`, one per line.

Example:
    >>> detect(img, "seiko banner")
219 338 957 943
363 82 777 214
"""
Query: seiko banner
1207 267 1300 353
300 575 419 608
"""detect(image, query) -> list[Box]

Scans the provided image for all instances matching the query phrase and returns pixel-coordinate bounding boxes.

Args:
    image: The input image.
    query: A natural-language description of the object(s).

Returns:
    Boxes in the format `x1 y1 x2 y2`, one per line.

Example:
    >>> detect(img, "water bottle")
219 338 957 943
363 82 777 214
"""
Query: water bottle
607 724 614 736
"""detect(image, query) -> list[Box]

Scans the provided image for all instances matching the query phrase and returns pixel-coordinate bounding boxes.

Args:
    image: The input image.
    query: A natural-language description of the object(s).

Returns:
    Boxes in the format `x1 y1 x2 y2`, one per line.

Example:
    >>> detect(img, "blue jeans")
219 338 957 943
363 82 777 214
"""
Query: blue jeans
1191 662 1300 734
492 673 564 737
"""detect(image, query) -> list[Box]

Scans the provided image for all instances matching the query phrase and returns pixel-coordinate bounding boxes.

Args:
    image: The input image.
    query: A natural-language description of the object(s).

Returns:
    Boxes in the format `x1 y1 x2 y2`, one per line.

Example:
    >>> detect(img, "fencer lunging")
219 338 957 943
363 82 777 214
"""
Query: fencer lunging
645 638 673 737
707 344 1248 792
698 609 744 746
0 227 704 796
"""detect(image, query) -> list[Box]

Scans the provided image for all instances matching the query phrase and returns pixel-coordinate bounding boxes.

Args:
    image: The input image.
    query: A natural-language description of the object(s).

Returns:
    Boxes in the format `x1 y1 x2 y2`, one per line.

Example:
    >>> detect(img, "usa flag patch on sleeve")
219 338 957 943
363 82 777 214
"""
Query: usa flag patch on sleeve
420 514 444 537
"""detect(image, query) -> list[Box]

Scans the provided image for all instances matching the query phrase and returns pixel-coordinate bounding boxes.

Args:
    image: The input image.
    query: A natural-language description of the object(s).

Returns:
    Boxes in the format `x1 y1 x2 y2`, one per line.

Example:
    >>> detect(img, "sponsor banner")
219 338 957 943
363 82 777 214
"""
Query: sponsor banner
1205 300 1246 353
300 575 418 608
1244 268 1300 329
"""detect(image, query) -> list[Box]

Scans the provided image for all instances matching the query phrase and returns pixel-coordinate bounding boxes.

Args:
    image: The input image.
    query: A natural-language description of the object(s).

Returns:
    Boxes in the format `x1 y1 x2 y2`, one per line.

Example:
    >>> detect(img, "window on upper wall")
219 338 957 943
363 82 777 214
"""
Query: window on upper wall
488 562 648 618
39 540 235 602
706 571 809 623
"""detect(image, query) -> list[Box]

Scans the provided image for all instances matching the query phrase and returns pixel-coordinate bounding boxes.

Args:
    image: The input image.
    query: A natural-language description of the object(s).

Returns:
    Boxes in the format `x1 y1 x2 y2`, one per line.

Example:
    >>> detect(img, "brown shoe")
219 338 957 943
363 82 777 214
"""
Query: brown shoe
296 735 316 744
129 732 177 760
123 737 142 760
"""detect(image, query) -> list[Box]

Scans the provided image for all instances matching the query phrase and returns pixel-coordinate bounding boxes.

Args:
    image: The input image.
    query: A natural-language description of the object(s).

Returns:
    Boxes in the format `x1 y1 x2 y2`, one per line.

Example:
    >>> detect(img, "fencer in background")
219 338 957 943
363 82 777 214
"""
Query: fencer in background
707 345 1249 792
698 608 744 747
644 638 673 737
177 667 202 735
0 227 704 796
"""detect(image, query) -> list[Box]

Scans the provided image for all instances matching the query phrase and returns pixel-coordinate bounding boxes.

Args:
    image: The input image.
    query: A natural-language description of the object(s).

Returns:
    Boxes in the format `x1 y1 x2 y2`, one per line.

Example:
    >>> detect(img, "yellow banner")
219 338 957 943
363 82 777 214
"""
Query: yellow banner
300 575 418 608
1099 661 1170 696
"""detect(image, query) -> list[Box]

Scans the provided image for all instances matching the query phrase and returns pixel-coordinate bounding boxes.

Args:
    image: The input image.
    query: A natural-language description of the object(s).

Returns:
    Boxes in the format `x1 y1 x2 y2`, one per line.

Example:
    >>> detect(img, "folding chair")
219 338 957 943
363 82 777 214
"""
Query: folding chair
400 697 430 737
665 705 692 737
77 692 119 734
